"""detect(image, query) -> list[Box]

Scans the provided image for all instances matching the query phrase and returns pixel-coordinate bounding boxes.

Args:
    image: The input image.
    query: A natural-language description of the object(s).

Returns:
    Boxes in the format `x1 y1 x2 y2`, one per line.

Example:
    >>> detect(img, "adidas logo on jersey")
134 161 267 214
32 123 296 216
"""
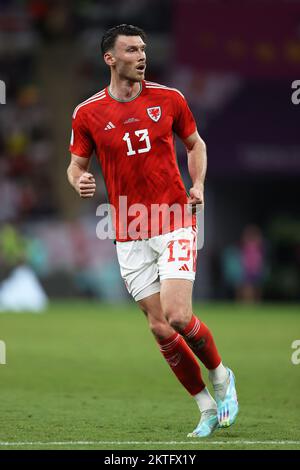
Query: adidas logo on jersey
104 121 116 130
179 264 189 271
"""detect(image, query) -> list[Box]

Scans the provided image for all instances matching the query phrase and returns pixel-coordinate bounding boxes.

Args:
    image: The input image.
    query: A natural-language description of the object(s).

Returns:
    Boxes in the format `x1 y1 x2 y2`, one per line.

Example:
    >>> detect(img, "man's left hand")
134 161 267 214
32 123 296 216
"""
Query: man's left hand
188 185 204 213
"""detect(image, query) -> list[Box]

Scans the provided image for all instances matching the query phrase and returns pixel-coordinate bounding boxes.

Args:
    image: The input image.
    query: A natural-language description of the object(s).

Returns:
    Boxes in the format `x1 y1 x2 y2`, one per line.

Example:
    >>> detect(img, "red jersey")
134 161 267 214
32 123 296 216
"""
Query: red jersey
69 80 197 241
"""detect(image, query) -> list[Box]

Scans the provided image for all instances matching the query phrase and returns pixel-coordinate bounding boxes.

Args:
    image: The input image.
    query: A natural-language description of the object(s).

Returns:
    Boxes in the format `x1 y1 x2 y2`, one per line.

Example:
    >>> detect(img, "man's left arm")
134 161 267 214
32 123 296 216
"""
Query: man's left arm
183 131 207 209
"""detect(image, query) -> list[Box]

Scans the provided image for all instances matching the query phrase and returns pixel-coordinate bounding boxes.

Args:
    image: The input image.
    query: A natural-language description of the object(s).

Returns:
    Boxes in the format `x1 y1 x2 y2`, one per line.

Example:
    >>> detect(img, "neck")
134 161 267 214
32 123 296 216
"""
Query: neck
109 75 141 101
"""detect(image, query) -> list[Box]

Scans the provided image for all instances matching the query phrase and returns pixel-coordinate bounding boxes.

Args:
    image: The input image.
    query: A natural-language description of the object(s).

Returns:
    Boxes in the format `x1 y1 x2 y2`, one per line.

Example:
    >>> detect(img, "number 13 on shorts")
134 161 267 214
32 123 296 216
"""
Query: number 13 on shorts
166 232 197 274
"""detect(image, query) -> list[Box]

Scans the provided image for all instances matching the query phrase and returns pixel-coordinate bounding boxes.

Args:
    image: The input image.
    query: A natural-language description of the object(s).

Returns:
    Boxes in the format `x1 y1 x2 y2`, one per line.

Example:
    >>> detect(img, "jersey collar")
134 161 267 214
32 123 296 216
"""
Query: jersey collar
107 81 143 103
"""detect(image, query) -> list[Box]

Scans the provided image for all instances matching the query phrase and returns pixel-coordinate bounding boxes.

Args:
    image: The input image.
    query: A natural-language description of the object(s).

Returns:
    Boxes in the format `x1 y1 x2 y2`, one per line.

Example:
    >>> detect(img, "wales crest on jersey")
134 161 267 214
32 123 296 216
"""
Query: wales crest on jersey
147 106 161 122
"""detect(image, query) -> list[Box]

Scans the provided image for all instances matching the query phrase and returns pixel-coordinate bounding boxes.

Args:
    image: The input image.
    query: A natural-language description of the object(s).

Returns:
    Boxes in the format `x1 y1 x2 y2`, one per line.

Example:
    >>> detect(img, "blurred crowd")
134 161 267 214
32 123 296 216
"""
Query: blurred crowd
0 3 56 223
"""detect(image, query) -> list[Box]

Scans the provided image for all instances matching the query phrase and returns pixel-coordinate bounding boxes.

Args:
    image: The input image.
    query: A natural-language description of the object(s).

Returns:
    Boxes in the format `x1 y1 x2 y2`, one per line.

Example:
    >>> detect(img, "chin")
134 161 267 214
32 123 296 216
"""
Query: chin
134 73 144 82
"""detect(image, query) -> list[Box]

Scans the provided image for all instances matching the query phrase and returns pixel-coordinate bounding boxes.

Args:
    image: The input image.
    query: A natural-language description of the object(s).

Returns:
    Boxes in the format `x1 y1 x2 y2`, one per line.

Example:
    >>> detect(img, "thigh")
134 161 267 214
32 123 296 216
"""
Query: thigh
160 278 193 319
116 239 159 301
138 291 163 318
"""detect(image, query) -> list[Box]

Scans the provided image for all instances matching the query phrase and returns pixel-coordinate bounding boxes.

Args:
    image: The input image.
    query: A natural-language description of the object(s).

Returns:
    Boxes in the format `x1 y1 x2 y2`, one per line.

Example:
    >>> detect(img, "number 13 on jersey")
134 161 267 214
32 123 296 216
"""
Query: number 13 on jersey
123 129 151 156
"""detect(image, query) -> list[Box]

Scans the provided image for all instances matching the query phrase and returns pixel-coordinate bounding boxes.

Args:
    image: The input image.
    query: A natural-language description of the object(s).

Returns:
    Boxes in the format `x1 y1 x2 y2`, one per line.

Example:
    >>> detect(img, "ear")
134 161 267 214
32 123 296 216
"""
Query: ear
104 51 116 67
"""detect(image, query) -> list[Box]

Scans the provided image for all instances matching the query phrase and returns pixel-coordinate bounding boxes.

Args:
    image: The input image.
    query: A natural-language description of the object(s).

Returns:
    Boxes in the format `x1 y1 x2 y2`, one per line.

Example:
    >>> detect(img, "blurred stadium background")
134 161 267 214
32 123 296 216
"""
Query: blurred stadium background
0 0 300 451
1 0 300 304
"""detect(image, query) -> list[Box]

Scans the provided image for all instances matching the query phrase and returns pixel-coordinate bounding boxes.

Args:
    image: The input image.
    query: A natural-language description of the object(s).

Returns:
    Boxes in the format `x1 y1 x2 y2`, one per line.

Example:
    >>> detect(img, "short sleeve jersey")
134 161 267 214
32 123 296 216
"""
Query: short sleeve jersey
70 81 197 241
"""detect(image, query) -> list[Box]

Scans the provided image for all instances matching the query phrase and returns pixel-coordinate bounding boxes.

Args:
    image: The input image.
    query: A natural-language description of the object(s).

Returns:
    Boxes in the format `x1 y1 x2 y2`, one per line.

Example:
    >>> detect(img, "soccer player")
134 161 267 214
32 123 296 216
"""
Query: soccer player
67 24 238 437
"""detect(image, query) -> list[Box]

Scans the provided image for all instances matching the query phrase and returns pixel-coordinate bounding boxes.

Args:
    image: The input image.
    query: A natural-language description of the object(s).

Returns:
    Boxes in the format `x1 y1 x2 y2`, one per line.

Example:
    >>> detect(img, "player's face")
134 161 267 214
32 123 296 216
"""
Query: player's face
111 35 147 82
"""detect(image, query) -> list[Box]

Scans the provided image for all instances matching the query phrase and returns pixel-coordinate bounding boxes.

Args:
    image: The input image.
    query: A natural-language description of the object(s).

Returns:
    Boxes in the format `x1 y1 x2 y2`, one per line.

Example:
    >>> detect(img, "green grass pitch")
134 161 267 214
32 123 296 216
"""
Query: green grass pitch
0 301 299 450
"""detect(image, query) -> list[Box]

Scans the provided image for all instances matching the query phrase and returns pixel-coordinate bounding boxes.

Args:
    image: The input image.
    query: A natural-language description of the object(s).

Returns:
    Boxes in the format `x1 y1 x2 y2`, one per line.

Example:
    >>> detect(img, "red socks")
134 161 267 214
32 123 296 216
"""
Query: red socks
157 332 205 395
155 316 221 395
182 315 221 370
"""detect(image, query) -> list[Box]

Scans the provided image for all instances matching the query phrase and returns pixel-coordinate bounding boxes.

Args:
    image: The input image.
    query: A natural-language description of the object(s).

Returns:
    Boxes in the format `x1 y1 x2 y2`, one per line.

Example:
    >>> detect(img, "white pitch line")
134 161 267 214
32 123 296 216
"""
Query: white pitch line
0 440 299 446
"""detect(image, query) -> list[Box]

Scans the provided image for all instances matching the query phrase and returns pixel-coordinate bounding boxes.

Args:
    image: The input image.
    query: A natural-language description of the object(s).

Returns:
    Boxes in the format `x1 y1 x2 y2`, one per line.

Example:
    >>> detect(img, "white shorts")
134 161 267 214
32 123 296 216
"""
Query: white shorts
116 226 197 301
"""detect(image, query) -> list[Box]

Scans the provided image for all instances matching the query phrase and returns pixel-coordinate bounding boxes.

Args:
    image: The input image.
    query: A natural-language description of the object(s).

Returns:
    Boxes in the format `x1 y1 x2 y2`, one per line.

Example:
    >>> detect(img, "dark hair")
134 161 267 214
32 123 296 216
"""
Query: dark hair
101 24 147 55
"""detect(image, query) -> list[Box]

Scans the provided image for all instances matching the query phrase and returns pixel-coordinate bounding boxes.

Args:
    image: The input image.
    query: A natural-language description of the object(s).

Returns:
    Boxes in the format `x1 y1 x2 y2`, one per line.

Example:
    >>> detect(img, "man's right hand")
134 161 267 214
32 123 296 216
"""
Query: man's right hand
77 172 96 198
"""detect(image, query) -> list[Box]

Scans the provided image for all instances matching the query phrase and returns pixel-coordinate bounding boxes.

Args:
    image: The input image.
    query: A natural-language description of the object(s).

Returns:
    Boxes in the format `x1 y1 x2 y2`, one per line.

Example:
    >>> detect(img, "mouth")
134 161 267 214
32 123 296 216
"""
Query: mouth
136 64 146 73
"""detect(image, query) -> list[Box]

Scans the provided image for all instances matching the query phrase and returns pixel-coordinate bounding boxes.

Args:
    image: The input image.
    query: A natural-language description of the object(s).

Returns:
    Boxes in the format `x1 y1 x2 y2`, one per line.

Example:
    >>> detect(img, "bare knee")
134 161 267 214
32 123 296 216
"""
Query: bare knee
140 307 173 340
138 294 175 340
164 306 192 332
148 318 173 341
160 281 193 332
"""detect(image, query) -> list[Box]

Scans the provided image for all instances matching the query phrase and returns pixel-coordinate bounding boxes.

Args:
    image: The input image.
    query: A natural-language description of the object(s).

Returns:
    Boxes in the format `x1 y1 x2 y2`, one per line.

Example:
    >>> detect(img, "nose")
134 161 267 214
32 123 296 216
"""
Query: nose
139 49 146 60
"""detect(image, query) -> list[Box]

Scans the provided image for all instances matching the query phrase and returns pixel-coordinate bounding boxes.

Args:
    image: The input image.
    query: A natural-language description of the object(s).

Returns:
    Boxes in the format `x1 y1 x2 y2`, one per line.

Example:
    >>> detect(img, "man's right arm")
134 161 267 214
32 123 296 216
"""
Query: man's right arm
67 153 96 198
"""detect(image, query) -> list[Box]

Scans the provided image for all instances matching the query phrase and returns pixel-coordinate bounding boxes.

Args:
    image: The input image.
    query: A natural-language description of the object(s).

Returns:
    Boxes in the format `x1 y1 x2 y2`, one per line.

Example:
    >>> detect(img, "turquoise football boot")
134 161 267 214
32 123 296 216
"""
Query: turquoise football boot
214 368 239 428
187 410 219 438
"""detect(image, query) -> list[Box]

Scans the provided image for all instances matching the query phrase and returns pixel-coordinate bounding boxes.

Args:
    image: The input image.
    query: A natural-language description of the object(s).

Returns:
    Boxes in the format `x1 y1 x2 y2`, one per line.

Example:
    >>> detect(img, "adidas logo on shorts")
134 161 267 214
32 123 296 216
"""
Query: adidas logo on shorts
179 264 189 271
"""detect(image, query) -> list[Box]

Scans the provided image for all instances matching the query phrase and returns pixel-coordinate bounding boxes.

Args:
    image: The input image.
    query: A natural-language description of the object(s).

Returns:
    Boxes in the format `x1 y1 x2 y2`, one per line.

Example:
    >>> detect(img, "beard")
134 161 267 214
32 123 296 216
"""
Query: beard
118 64 145 82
